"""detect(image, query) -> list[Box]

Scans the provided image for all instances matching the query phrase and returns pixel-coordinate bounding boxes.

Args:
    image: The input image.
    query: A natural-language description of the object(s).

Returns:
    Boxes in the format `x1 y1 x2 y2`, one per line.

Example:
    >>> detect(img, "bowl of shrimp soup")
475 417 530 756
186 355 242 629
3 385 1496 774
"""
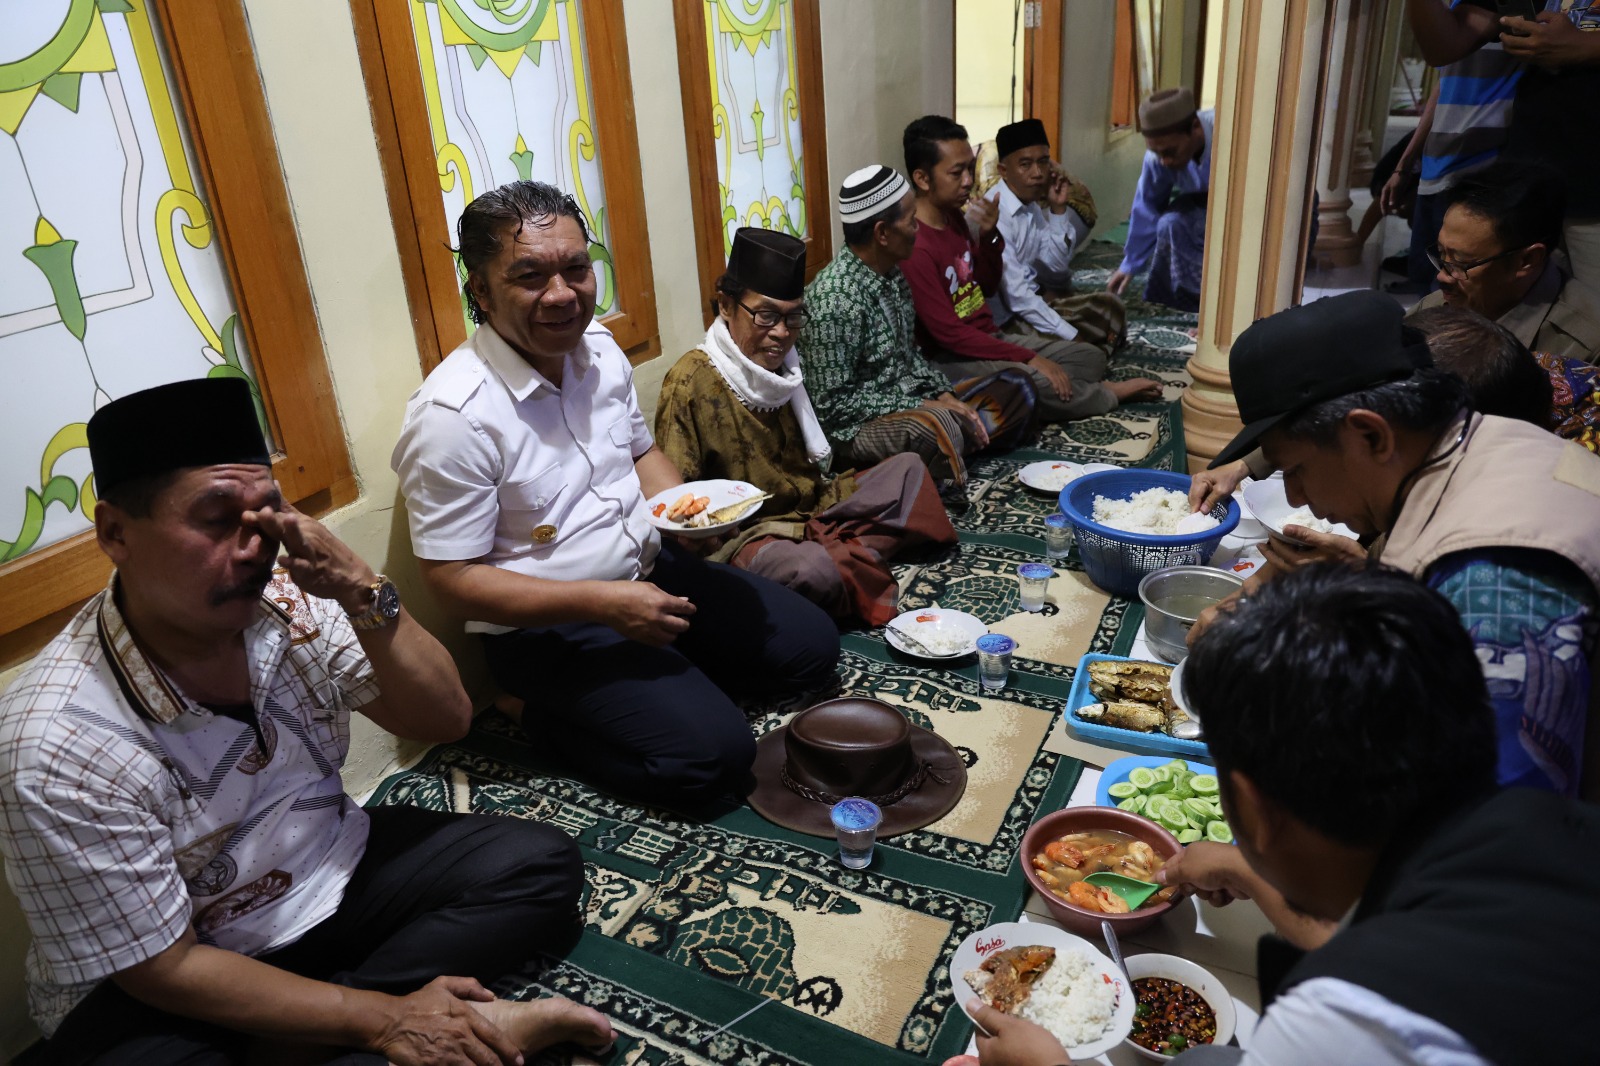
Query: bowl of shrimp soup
1021 806 1184 935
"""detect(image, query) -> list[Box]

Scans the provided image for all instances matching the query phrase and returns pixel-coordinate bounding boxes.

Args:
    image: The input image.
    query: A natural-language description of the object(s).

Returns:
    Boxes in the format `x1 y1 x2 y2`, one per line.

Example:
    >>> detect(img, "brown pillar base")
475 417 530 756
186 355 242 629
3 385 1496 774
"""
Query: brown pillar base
1181 357 1243 473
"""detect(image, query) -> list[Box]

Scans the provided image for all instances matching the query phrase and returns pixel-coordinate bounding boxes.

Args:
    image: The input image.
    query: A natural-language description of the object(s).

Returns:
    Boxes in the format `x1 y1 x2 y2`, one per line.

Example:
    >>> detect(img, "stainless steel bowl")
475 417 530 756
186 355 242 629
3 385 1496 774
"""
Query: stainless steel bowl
1137 565 1245 663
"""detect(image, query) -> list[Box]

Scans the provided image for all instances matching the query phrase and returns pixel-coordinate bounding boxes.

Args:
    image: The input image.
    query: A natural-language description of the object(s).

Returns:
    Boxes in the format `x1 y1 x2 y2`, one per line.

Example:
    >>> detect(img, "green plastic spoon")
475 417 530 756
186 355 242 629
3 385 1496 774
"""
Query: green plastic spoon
1084 871 1161 910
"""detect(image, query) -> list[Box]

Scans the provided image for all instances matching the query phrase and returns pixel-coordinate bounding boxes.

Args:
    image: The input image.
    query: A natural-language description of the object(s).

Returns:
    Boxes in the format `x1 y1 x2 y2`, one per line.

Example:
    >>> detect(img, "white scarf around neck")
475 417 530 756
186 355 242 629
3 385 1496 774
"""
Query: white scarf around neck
703 318 832 470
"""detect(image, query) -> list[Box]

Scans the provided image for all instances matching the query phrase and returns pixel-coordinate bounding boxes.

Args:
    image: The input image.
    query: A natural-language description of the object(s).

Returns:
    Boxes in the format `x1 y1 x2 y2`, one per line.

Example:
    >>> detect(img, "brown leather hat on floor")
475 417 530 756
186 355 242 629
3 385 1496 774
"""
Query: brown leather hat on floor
748 698 968 838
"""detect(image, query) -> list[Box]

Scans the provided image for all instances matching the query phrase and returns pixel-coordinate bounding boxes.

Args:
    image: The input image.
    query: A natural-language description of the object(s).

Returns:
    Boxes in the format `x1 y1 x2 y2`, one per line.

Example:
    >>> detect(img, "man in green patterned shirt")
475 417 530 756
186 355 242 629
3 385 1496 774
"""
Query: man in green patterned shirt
800 165 1038 505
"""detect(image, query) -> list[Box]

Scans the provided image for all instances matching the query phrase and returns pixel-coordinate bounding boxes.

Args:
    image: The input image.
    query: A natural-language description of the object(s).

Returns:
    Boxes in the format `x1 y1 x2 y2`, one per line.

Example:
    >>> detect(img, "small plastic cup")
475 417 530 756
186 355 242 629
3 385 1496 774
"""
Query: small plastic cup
974 633 1017 692
1017 562 1055 612
831 797 883 868
1043 513 1073 560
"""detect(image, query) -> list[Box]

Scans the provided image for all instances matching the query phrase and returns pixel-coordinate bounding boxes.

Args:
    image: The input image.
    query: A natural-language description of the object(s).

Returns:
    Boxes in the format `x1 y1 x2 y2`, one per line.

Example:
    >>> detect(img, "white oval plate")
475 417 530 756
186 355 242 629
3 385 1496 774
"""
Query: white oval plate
1240 474 1358 546
644 480 765 540
950 921 1135 1060
884 608 988 659
1018 460 1086 493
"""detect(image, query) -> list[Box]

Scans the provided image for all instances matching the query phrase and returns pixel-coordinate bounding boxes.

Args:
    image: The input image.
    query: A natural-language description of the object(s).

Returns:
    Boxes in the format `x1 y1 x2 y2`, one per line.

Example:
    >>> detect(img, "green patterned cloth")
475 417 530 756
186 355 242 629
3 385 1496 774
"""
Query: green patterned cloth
798 249 953 442
365 240 1197 1065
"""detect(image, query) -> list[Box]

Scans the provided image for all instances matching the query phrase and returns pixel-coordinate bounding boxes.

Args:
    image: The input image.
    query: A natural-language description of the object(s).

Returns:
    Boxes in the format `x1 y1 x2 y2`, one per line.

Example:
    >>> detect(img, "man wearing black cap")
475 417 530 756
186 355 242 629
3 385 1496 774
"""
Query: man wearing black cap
983 117 1129 353
0 377 611 1063
1106 87 1214 312
1202 290 1600 801
393 181 839 816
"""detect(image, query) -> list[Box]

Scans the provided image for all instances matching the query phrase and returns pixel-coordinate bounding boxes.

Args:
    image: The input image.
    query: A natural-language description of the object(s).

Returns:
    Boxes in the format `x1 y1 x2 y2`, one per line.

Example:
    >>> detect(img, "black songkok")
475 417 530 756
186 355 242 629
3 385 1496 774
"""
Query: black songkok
88 377 271 496
996 118 1050 160
726 227 807 301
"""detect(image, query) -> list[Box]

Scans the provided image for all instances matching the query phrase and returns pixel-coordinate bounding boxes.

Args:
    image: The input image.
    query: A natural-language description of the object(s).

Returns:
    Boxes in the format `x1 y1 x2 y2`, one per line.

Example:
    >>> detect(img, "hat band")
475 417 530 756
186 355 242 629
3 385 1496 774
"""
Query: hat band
780 758 952 808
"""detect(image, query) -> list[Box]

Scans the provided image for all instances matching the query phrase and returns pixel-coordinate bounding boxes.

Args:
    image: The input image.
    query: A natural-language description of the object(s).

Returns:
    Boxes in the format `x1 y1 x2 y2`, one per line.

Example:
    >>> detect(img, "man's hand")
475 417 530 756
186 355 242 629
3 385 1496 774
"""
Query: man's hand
600 581 696 646
246 493 376 615
1155 841 1255 908
968 1000 1072 1065
965 195 1000 237
924 393 990 448
1379 168 1416 217
367 976 523 1066
1106 270 1132 296
1187 459 1249 514
1499 11 1598 66
1045 170 1072 214
1027 355 1074 402
1261 528 1365 572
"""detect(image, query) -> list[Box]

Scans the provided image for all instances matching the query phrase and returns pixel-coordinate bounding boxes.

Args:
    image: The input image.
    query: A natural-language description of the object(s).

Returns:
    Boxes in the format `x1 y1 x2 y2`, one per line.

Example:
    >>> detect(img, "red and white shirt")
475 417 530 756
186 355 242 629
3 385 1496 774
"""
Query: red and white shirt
0 570 376 1034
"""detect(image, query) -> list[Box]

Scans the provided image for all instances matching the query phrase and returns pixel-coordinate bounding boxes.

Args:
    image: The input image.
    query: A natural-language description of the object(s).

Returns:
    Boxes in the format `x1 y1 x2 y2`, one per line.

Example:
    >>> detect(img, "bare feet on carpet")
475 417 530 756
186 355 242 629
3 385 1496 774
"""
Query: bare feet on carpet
1109 377 1165 403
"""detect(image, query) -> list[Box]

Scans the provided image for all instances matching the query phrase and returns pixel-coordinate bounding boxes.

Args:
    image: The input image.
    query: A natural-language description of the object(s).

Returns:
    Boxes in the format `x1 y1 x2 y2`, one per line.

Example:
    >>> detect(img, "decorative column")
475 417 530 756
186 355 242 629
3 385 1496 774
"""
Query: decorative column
1183 0 1332 472
1347 0 1395 188
1311 0 1375 270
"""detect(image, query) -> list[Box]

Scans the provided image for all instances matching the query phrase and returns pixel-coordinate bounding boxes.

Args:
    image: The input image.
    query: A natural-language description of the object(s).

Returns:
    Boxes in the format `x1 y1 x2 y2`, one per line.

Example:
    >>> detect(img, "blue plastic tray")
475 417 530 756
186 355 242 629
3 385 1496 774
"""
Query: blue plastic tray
1064 653 1211 760
1093 754 1218 809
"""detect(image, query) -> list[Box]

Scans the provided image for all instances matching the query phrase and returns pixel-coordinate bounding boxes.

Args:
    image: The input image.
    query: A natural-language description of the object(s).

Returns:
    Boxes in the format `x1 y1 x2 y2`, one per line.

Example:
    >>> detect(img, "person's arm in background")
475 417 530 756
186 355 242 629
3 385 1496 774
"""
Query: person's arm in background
1158 842 1338 951
1108 155 1173 294
1407 0 1497 66
1381 81 1437 216
965 198 1009 296
993 216 1080 340
652 367 705 484
901 240 1034 362
1498 7 1600 67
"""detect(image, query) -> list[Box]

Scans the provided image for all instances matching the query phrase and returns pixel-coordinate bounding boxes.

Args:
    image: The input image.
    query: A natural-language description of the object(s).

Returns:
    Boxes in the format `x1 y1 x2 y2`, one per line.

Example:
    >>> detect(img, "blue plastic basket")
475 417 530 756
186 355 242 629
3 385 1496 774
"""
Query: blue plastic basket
1058 470 1240 598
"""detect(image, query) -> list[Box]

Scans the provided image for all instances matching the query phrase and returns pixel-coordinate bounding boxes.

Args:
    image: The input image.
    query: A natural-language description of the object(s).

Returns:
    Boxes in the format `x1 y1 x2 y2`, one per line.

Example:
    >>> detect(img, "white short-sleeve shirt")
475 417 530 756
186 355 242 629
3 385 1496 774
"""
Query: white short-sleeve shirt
0 571 376 1035
391 322 660 633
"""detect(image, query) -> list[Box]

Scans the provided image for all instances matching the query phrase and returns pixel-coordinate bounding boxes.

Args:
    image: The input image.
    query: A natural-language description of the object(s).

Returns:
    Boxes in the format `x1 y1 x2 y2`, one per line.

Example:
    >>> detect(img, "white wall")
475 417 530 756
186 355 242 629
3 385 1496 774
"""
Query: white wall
1057 4 1152 235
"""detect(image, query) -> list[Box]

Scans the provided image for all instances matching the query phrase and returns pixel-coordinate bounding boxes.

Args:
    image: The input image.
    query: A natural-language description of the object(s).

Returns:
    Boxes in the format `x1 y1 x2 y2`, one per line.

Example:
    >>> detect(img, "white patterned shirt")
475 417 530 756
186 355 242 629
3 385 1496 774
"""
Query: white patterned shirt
391 321 659 634
0 570 376 1035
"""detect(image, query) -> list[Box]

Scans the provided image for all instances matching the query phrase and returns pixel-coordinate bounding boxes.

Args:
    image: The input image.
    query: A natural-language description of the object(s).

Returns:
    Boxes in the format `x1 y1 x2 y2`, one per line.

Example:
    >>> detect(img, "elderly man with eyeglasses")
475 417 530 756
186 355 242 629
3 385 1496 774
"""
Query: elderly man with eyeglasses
1411 160 1600 366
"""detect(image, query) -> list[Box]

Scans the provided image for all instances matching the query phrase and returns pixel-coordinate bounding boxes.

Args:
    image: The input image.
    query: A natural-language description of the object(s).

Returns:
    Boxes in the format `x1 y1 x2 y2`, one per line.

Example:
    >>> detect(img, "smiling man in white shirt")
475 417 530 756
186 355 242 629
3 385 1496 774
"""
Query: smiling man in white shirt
987 118 1128 354
392 181 840 817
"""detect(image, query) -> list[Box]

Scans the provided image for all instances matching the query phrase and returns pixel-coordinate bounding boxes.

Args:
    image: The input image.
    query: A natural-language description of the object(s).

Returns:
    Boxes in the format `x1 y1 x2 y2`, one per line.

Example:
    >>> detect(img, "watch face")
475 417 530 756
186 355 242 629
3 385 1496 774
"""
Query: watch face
375 581 401 618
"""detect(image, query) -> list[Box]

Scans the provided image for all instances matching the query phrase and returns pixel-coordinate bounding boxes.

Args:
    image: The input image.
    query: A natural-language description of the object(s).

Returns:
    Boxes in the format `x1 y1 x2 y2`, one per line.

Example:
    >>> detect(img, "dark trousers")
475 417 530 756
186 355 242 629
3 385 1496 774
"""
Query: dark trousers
33 808 583 1066
1407 191 1447 292
482 542 840 813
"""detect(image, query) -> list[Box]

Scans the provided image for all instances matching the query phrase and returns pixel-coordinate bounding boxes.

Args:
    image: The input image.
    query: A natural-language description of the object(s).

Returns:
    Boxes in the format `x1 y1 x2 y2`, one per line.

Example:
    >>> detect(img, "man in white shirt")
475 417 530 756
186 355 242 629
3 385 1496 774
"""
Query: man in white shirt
392 181 840 817
987 118 1128 353
1 378 610 1064
961 564 1599 1064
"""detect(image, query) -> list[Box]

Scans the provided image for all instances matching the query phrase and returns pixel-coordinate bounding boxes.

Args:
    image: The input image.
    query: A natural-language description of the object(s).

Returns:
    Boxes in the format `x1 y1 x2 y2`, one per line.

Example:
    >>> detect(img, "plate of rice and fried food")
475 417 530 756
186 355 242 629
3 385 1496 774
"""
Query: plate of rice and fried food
950 922 1135 1058
643 480 770 539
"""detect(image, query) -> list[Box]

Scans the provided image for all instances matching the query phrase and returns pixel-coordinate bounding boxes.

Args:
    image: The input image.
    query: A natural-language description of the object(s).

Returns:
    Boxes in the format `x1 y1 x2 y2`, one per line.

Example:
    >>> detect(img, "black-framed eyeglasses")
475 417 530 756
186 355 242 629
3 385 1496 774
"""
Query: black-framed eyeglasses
1425 243 1526 282
737 300 809 331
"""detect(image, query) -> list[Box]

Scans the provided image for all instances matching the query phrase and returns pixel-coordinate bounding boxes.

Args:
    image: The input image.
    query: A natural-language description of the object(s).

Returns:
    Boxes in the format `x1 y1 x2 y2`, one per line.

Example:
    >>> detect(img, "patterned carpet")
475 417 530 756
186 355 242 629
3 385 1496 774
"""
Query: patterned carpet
365 241 1199 1065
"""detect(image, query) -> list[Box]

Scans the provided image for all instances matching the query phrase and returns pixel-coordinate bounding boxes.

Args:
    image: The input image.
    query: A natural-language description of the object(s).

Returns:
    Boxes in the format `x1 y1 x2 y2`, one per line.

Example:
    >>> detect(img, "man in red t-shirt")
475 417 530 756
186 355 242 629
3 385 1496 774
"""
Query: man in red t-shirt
900 115 1161 422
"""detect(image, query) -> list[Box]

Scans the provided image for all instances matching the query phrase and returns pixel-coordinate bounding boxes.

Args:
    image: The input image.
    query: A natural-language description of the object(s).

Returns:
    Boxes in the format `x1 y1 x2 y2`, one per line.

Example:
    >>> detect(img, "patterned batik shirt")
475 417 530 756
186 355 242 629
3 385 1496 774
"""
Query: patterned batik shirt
0 569 377 1035
1535 350 1600 454
798 248 955 442
1427 548 1599 798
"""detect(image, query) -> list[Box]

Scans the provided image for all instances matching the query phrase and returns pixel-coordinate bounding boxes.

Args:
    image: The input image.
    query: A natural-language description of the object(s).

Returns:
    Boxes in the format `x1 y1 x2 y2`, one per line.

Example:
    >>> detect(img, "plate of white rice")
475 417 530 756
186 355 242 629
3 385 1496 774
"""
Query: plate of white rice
1240 475 1359 546
1092 487 1219 537
950 921 1135 1058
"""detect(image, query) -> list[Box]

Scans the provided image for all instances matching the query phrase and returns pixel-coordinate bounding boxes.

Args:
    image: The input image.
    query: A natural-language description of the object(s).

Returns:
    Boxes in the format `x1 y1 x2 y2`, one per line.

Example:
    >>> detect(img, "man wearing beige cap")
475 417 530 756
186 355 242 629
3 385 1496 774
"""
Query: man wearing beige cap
1107 87 1213 312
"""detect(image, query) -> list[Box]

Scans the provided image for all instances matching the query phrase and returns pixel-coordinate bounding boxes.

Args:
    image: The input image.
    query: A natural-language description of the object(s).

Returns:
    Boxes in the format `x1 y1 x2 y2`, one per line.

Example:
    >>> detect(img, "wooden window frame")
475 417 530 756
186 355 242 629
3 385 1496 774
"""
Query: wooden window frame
351 0 660 371
1022 0 1063 149
1111 0 1138 132
0 0 352 640
673 0 831 329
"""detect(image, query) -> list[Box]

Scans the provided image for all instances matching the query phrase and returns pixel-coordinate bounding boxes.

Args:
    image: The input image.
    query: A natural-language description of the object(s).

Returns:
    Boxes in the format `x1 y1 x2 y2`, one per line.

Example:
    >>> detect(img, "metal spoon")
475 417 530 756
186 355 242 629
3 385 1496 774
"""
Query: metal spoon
1101 919 1131 982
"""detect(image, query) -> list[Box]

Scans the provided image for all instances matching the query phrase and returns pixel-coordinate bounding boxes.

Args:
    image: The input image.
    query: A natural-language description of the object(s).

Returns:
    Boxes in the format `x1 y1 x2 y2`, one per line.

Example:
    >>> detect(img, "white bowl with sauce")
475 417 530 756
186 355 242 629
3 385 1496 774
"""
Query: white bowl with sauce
1122 953 1238 1061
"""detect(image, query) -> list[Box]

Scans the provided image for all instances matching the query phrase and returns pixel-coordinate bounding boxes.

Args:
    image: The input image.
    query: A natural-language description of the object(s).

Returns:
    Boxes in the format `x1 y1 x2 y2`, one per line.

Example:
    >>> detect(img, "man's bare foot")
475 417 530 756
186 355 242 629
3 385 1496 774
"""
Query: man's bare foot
1108 377 1165 403
471 995 615 1054
492 693 526 722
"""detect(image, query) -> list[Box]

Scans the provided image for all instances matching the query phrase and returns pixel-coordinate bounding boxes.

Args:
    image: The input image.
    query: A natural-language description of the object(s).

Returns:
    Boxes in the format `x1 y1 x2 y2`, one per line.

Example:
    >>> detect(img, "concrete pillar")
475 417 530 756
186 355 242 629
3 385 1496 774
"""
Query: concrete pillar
1183 0 1331 472
1347 0 1395 188
1310 0 1374 270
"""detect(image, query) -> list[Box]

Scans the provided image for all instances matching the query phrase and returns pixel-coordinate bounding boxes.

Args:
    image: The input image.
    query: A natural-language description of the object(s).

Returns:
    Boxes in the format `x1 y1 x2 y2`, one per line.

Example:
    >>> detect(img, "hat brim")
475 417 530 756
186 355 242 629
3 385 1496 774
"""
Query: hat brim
1208 409 1290 470
746 720 968 838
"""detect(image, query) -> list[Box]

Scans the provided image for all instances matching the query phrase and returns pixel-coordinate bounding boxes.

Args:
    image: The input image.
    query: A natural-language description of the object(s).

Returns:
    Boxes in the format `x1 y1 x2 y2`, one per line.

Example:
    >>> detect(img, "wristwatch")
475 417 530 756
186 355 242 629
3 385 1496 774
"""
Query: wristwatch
348 574 401 630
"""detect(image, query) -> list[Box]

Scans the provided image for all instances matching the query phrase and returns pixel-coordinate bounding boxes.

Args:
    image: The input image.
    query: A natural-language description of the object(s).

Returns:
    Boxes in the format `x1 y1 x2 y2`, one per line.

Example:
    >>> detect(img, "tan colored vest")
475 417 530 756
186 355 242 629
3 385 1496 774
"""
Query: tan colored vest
1375 413 1600 800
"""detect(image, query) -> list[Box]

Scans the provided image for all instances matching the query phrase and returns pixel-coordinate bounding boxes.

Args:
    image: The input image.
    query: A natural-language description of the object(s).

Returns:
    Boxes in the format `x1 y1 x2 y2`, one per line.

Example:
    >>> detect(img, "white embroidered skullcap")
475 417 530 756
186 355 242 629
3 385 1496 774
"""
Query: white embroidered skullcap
838 165 909 224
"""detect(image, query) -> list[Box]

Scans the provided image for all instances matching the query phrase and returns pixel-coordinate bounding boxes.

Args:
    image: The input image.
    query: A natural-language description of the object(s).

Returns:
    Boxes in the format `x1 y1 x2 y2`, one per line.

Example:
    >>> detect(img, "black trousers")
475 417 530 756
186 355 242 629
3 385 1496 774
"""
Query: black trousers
33 807 583 1066
481 542 840 813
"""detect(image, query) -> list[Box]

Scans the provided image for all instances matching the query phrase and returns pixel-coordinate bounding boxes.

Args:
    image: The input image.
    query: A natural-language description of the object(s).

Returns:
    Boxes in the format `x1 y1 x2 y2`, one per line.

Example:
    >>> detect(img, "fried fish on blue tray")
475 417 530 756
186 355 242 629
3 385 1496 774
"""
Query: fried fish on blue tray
1086 659 1173 704
1078 699 1167 733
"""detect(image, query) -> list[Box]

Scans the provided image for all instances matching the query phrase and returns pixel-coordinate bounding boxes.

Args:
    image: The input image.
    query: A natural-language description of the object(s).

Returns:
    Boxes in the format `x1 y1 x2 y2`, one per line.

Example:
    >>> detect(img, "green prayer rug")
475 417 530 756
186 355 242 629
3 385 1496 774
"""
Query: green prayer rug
364 240 1198 1065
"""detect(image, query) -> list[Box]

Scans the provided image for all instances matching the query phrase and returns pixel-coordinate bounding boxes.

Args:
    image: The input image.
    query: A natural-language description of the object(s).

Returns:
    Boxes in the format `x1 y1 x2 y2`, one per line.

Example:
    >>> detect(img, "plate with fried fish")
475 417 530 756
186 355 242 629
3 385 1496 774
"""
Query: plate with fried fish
644 480 769 539
1064 653 1210 759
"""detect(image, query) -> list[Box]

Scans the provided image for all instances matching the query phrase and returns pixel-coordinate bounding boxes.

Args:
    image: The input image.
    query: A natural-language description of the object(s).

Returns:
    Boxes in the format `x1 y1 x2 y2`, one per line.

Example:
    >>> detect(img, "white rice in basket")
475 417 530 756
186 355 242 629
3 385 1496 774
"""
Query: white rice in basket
1017 950 1118 1046
1092 487 1217 536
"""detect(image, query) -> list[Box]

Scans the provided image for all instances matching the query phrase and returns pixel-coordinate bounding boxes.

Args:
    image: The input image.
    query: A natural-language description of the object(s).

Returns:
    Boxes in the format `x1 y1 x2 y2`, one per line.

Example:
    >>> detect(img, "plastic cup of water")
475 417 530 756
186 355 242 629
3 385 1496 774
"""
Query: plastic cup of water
831 797 883 869
1017 562 1055 612
1043 513 1073 560
974 633 1017 692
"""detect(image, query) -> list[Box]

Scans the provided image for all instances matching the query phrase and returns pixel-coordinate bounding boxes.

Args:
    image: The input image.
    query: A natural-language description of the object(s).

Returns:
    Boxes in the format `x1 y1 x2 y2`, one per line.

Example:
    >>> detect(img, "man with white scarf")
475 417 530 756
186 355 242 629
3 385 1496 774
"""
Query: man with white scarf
392 182 840 816
656 229 957 625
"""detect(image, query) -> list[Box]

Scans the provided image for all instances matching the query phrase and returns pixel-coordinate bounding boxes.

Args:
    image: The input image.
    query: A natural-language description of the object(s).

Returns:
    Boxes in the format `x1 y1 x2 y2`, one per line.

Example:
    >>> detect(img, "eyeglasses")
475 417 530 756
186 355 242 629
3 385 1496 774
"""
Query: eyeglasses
737 300 810 331
1425 243 1526 282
